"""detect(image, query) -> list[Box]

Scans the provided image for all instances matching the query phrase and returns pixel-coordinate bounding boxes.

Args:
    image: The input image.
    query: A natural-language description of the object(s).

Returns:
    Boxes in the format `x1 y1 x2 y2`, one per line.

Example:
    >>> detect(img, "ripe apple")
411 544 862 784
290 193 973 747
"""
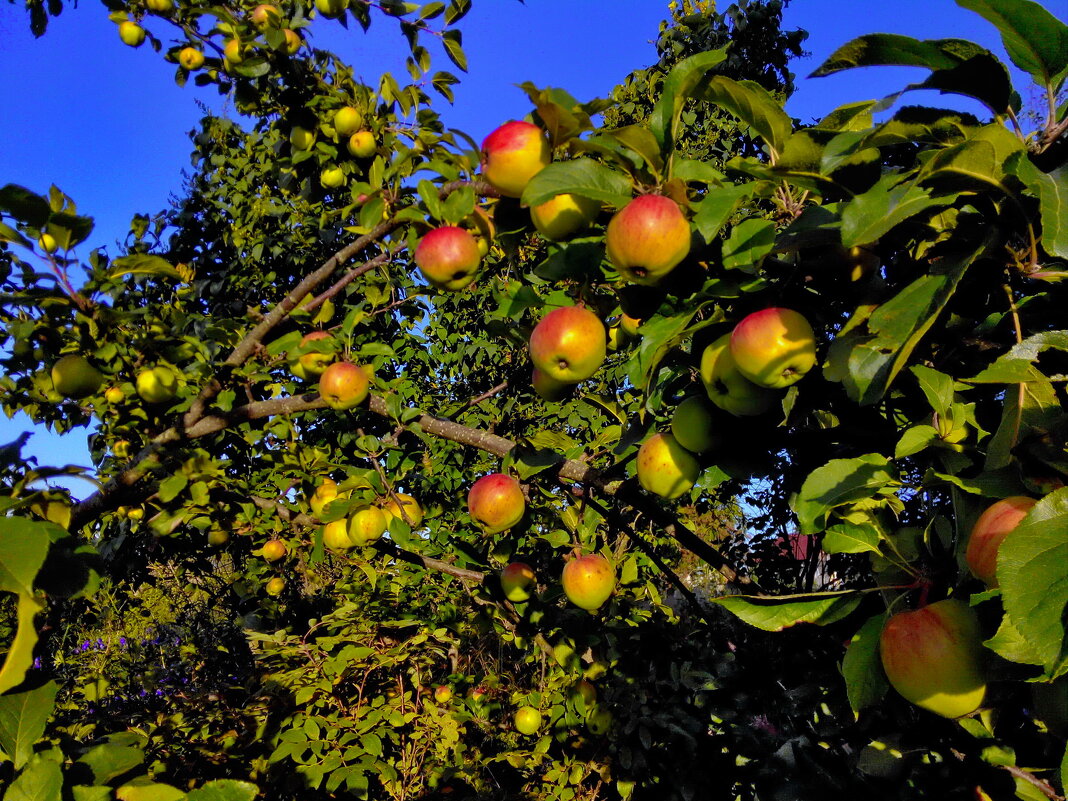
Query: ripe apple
434 685 453 703
879 599 987 718
118 21 146 47
699 333 778 416
319 362 370 410
223 38 244 65
38 233 57 253
322 518 352 550
636 432 700 499
670 396 719 453
320 166 345 188
333 107 362 136
532 367 572 402
348 505 387 546
468 473 525 534
382 493 423 528
262 540 287 562
729 308 818 389
530 193 600 241
965 496 1037 586
145 0 174 11
529 306 607 384
265 577 285 596
513 706 543 735
315 0 348 18
347 131 376 158
293 331 335 378
136 365 179 404
310 478 339 517
500 562 536 602
282 29 302 54
414 226 481 291
250 3 282 29
605 194 691 285
51 355 104 399
480 121 551 198
562 553 616 611
289 126 316 151
178 47 205 70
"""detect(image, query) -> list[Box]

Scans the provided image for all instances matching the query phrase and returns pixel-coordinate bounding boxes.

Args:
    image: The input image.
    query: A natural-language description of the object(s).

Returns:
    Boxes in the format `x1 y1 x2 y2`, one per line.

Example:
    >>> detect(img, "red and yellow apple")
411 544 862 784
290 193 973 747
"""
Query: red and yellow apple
51 355 104 399
729 308 817 389
879 599 987 718
468 473 525 534
636 432 700 499
530 193 599 241
699 333 779 416
965 496 1037 586
670 396 719 453
500 562 536 602
348 505 386 546
262 539 287 562
293 331 335 378
414 226 481 291
480 121 551 198
562 553 616 611
318 361 369 410
433 685 453 704
250 3 282 28
605 194 691 285
282 28 302 54
529 306 607 384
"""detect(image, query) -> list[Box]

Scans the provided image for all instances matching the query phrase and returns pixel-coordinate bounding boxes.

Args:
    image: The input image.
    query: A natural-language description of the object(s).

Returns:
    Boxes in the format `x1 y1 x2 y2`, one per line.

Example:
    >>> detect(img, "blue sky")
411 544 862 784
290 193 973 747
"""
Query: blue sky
0 0 1060 496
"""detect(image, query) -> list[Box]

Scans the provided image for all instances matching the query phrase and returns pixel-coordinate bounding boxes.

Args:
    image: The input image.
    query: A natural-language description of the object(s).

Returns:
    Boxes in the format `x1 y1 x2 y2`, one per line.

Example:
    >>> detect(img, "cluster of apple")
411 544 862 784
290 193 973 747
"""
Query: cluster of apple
878 495 1040 718
310 477 422 550
292 106 379 191
287 330 372 409
50 354 182 408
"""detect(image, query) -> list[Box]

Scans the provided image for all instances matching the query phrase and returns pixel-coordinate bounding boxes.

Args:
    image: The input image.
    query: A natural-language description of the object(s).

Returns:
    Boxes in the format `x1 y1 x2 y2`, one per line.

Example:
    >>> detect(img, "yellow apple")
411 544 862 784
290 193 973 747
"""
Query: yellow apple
562 553 616 611
348 506 387 546
513 706 543 735
322 518 352 550
320 166 345 188
529 305 607 384
223 38 244 65
729 308 817 389
333 107 362 137
262 540 287 562
309 478 339 517
319 362 370 410
414 226 481 291
145 0 173 12
178 47 205 70
530 193 599 241
265 577 285 596
480 120 551 198
38 233 57 253
468 473 525 534
346 131 377 158
315 0 348 18
382 493 423 528
135 365 179 404
51 355 104 399
292 331 335 378
699 333 779 416
605 194 691 285
636 432 700 499
282 29 302 54
250 3 282 29
118 21 146 48
289 126 316 151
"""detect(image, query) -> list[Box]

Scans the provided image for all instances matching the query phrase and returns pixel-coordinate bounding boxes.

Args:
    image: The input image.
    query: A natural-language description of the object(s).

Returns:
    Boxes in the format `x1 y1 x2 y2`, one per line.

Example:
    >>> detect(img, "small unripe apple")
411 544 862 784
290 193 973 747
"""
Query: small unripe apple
348 505 386 546
480 121 551 198
250 3 282 29
265 577 285 596
529 306 607 384
699 333 778 416
434 685 453 703
320 166 345 188
38 233 57 253
315 0 348 18
414 226 481 291
531 367 572 402
513 706 543 735
729 308 817 389
605 194 691 285
223 38 244 65
562 553 616 611
262 540 287 562
587 705 614 735
382 493 423 528
965 496 1037 586
636 432 700 499
207 529 229 546
530 193 600 241
322 518 352 550
333 107 362 137
670 396 719 453
468 473 525 534
293 331 335 378
136 365 179 404
118 21 146 48
281 29 302 54
319 361 370 410
104 386 125 405
880 599 987 718
289 126 316 151
178 47 205 70
51 355 104 399
500 562 536 602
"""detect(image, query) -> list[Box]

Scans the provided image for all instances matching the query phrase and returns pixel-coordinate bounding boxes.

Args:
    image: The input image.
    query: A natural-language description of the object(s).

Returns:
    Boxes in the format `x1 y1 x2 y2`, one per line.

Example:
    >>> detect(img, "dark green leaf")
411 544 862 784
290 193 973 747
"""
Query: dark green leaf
1009 157 1068 259
649 48 728 147
0 185 50 228
721 218 775 271
186 780 259 801
793 454 897 534
712 591 862 631
697 76 793 157
842 614 888 717
956 0 1068 87
0 682 58 770
840 175 953 247
521 159 633 209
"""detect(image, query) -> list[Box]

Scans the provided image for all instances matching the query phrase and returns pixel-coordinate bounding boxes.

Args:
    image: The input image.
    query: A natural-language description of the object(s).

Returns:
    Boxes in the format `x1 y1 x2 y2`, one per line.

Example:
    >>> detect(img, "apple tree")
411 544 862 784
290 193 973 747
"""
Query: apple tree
1 0 1067 799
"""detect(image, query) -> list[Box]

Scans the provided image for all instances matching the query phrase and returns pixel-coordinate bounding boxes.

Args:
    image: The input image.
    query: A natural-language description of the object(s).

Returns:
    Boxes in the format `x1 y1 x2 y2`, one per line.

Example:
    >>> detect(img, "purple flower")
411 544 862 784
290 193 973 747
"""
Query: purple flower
32 657 41 669
119 637 127 647
81 641 91 652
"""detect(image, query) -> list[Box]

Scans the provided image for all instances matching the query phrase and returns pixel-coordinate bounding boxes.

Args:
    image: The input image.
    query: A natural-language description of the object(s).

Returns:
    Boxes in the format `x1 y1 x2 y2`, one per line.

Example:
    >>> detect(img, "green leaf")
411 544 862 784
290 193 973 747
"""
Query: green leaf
692 184 751 243
186 780 259 801
0 518 54 596
107 255 184 282
984 613 1043 666
0 594 45 696
842 614 889 718
919 123 1025 194
968 331 1068 383
985 368 1061 470
0 185 50 228
793 454 897 535
4 750 63 801
895 425 940 459
648 47 728 147
999 487 1068 676
1008 157 1068 259
840 175 952 247
627 303 722 391
72 788 112 801
823 522 881 554
157 475 188 504
721 218 775 271
911 365 957 415
956 0 1068 87
521 159 633 209
78 736 147 785
697 76 793 157
115 780 186 801
441 29 466 72
0 682 58 770
712 591 862 631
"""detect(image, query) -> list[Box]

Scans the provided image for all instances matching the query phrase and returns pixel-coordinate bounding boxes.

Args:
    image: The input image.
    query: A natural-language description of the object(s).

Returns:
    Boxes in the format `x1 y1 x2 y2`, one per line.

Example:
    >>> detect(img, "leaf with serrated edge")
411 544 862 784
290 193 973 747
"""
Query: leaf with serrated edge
793 454 896 535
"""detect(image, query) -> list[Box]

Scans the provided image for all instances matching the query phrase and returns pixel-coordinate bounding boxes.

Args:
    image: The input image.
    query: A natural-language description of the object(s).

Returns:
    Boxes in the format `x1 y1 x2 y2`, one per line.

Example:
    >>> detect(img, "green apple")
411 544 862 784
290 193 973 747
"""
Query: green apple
315 0 349 18
322 518 352 550
320 166 345 188
699 333 778 416
118 21 147 48
670 396 719 453
513 706 543 736
729 308 818 389
333 106 362 136
289 126 316 151
532 367 572 402
605 194 691 285
587 706 613 735
468 473 525 534
480 120 551 198
135 365 179 404
880 599 987 718
51 355 104 399
636 432 700 499
530 193 599 241
500 562 536 602
145 0 174 13
292 331 335 378
529 305 607 384
562 553 616 611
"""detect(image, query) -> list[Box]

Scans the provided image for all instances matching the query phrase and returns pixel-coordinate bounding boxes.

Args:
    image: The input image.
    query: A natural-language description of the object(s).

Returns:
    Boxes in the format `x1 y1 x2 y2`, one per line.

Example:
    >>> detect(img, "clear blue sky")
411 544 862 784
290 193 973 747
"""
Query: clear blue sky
0 0 1059 496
